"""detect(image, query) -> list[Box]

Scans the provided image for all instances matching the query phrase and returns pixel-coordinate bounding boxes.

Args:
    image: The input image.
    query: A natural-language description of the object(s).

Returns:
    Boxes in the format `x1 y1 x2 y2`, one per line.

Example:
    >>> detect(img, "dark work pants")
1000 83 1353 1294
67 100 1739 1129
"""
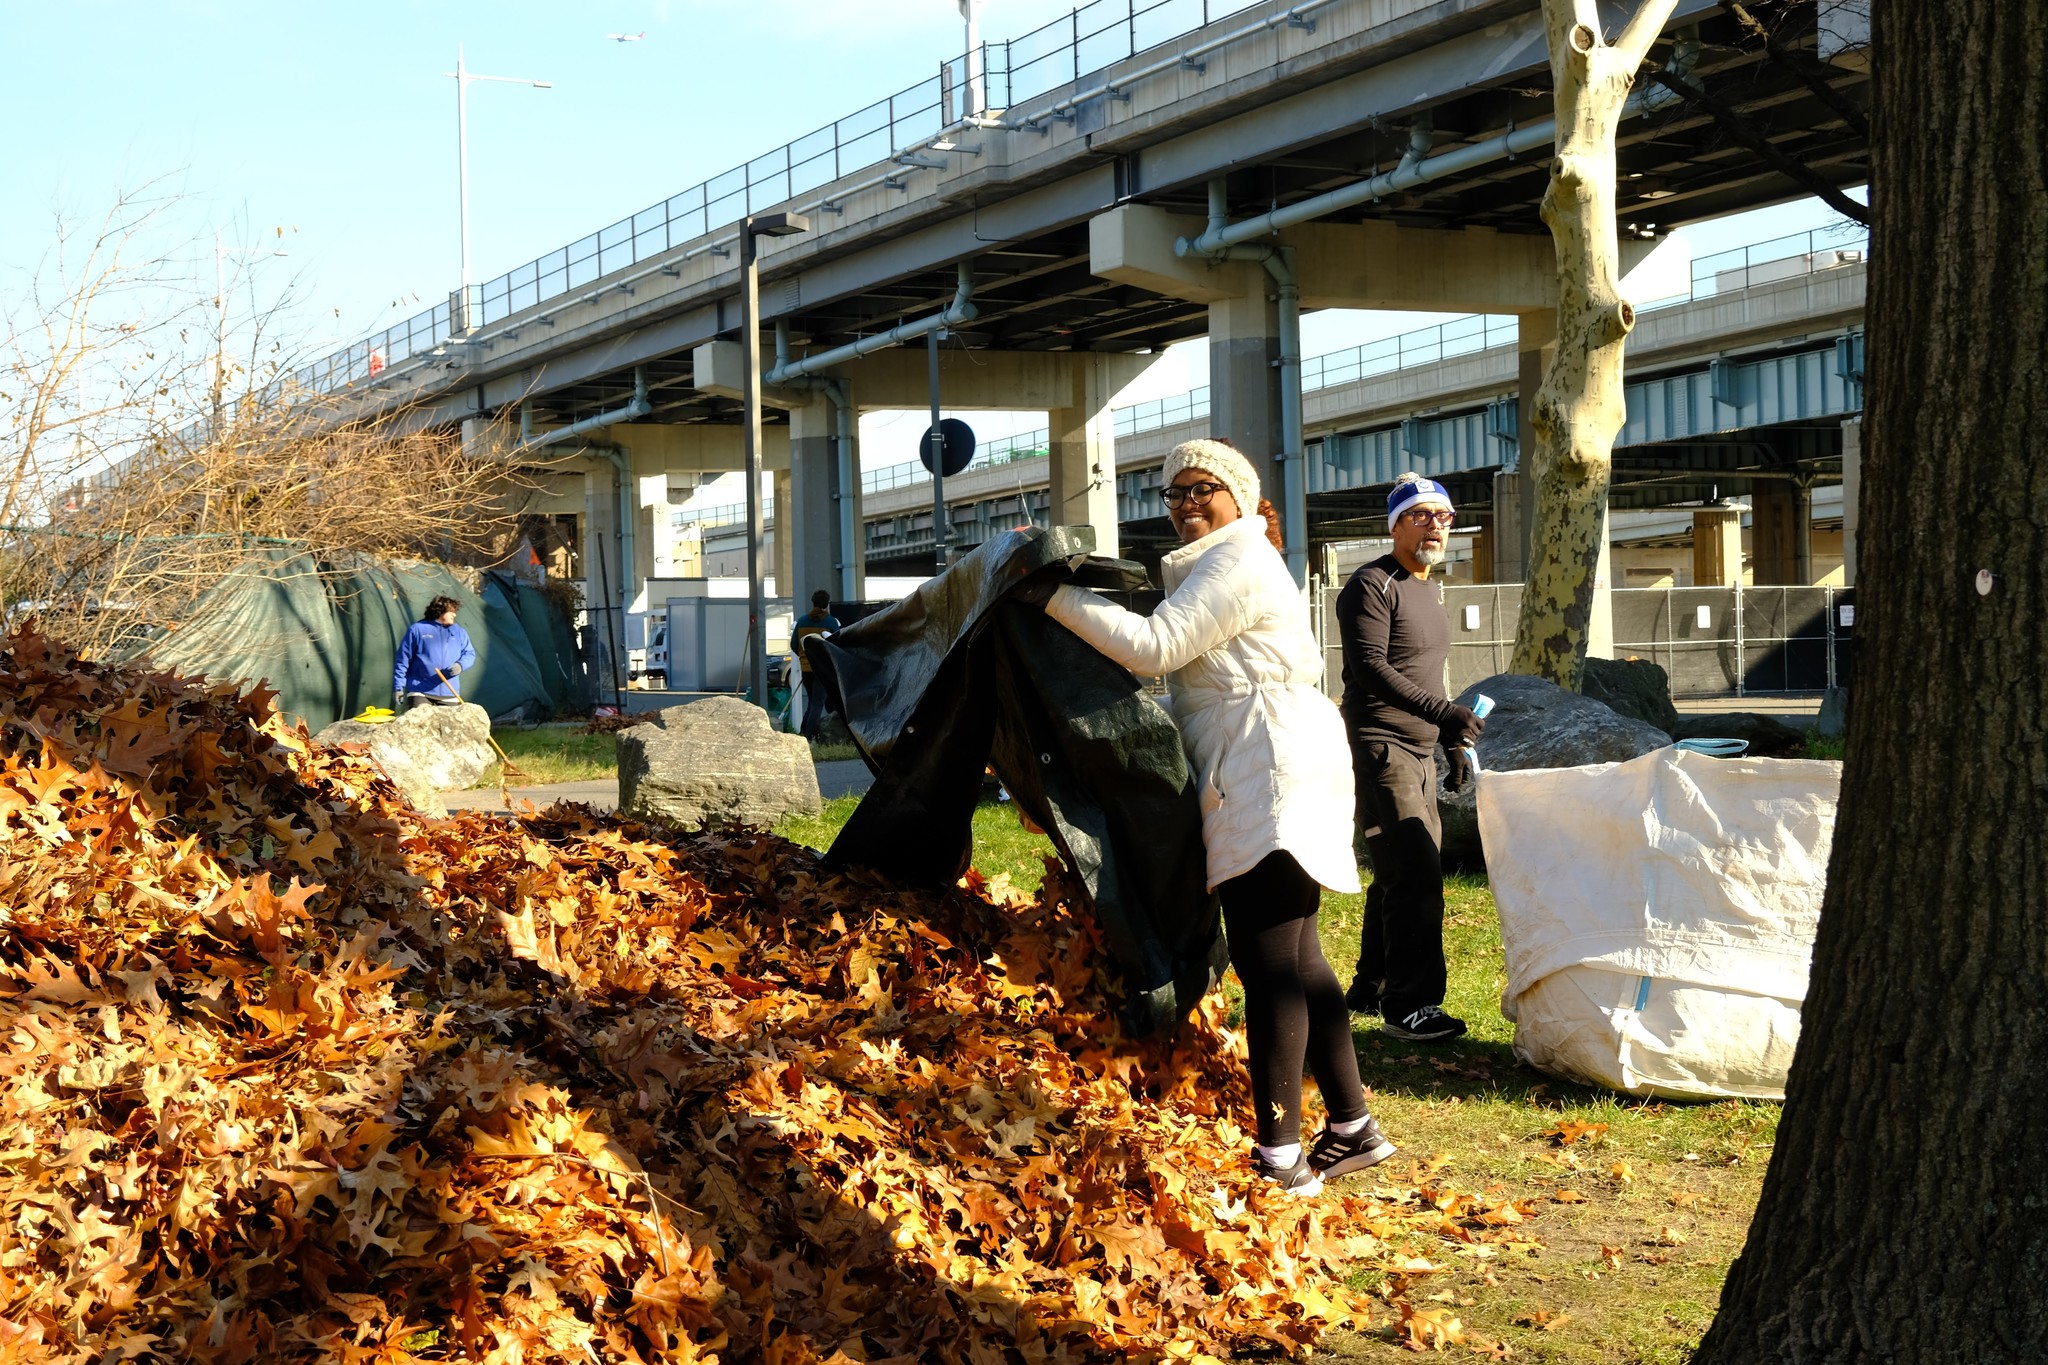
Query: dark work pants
1351 740 1448 1019
800 674 826 737
1218 851 1370 1147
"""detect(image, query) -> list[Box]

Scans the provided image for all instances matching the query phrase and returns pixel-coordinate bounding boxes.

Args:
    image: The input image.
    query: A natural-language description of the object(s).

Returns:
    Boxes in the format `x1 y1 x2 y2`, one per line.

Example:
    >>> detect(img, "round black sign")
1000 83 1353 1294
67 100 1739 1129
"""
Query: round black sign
918 417 976 477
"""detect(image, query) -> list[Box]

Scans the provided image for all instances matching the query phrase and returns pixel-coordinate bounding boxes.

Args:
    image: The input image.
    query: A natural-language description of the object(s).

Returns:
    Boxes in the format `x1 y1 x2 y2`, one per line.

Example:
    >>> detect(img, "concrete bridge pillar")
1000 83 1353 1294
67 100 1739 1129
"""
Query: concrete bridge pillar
771 469 795 601
785 397 843 607
1692 507 1744 586
1749 482 1812 585
1047 354 1124 559
1840 417 1862 586
1489 311 1554 586
1206 260 1285 508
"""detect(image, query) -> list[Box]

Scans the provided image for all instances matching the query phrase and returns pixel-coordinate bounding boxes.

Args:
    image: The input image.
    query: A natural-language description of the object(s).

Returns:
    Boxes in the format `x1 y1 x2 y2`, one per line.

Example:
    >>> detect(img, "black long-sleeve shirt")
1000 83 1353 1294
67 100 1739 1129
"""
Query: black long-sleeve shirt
1335 554 1453 757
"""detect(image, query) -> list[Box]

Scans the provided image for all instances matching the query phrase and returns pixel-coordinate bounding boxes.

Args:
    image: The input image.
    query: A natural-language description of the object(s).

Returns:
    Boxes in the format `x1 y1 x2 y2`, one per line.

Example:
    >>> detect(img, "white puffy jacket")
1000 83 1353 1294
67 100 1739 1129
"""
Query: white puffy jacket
1045 516 1361 894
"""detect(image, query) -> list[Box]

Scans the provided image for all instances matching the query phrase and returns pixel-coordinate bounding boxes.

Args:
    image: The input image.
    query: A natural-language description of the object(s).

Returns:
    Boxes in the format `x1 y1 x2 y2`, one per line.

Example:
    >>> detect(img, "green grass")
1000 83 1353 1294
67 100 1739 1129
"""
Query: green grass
1314 876 1775 1362
773 797 1773 1363
1799 728 1846 760
472 727 868 788
474 727 617 787
777 795 1061 894
808 739 863 763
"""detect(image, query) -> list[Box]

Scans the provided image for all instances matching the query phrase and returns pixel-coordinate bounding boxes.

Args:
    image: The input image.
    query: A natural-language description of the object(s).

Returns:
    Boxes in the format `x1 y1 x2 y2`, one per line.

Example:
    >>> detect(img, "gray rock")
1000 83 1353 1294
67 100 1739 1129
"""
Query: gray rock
1579 656 1681 734
1817 686 1849 738
1435 673 1670 864
316 702 496 817
617 695 821 830
1669 711 1808 758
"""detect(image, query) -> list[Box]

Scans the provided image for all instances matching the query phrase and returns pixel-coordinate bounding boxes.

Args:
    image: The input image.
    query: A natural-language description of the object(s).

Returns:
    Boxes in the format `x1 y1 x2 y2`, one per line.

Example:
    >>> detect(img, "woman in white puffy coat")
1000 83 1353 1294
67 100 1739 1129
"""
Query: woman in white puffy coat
1038 438 1396 1196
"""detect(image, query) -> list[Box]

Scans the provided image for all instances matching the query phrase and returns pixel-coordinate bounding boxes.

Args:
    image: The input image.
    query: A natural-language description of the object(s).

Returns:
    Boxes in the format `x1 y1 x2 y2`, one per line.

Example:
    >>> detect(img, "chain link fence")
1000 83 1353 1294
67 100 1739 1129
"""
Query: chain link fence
1312 581 1857 702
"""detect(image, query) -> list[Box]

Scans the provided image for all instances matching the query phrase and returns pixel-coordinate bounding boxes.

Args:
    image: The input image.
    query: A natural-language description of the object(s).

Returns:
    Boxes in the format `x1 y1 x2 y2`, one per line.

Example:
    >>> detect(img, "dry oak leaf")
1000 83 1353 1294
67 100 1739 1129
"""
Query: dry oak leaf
1512 1309 1571 1332
1543 1120 1607 1146
1397 1303 1466 1352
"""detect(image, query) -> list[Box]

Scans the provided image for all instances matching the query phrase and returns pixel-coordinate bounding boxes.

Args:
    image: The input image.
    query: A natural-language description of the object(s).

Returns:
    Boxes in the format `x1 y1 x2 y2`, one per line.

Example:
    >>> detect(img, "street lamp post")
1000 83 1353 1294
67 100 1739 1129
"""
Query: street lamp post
739 211 811 712
960 0 986 116
445 45 551 330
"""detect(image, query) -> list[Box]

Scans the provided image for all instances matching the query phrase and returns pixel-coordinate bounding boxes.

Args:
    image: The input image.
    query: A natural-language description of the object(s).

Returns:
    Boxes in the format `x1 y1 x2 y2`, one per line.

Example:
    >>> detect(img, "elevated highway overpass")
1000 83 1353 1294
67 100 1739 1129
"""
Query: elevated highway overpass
692 227 1865 586
297 0 1868 610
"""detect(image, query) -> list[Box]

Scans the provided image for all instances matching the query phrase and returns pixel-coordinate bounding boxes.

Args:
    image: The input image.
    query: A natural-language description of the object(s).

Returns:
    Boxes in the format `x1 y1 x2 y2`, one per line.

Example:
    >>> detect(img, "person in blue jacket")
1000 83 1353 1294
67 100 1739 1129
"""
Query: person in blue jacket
394 595 477 711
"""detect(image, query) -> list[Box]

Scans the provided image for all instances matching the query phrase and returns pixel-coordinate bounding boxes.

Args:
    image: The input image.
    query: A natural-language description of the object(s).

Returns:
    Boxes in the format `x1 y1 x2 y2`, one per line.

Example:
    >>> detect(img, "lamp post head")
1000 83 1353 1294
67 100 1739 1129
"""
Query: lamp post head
750 211 811 239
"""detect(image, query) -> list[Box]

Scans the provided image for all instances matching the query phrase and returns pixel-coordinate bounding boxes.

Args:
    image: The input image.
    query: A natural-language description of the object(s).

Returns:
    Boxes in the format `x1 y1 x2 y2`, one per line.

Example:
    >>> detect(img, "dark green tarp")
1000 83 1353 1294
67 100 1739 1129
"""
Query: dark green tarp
805 525 1226 1036
126 547 591 730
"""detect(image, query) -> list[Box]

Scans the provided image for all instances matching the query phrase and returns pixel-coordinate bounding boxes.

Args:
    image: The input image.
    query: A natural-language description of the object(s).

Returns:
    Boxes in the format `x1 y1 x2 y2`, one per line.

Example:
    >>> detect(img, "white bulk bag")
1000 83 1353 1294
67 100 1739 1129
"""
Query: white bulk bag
1477 747 1840 1100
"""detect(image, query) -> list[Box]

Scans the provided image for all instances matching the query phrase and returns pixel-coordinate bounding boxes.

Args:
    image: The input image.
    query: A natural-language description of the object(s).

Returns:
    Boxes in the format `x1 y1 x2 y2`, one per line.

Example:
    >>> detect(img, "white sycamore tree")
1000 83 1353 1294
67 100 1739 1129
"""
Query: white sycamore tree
1509 0 1680 688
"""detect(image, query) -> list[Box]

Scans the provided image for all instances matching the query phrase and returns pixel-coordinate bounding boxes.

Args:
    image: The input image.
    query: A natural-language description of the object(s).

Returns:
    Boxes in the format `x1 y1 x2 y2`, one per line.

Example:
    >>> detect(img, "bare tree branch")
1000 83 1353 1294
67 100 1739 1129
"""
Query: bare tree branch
1720 0 1870 141
2 194 539 659
1644 65 1871 225
1614 0 1685 71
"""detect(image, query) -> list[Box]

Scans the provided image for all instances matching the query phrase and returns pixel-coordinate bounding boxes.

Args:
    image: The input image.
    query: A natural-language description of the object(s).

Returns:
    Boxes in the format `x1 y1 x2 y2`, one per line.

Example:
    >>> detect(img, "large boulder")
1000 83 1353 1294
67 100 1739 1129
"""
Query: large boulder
316 702 496 818
1436 673 1670 865
618 696 821 829
1578 656 1681 733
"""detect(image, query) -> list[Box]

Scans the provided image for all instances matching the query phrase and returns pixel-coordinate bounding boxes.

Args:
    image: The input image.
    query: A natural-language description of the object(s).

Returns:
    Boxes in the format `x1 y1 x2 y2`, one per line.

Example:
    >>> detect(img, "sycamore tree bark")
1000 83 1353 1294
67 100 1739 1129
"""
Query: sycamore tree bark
1695 3 2048 1360
1509 0 1677 687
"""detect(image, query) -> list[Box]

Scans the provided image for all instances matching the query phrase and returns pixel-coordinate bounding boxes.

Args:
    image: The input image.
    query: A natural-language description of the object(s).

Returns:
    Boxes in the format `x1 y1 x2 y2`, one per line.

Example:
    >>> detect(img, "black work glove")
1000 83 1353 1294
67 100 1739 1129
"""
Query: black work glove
1008 565 1068 607
1442 743 1475 795
1438 703 1485 749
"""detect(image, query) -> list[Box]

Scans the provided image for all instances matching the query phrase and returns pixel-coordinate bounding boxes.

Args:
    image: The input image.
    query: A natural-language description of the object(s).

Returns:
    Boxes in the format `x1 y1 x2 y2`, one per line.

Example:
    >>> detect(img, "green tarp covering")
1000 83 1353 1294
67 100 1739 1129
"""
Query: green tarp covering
127 547 592 730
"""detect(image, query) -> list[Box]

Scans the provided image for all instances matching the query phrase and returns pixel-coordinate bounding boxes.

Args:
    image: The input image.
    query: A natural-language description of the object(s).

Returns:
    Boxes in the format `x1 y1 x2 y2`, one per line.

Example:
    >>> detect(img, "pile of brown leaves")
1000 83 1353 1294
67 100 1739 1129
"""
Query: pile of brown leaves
0 631 1543 1362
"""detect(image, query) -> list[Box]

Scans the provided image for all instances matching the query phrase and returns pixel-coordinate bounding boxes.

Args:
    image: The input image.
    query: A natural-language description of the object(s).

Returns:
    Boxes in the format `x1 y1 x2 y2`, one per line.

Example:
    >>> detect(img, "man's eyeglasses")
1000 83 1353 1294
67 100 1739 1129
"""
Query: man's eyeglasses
1399 508 1457 528
1160 481 1227 509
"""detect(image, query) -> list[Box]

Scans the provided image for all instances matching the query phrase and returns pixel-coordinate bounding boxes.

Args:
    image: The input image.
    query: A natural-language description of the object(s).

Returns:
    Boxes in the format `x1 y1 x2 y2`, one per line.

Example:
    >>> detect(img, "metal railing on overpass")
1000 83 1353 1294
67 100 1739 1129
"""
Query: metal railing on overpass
291 0 1299 396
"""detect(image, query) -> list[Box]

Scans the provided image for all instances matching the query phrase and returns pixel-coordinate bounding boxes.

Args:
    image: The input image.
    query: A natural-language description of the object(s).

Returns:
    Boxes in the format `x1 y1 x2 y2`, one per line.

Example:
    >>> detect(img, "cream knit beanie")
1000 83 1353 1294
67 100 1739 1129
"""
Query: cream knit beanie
1162 438 1260 520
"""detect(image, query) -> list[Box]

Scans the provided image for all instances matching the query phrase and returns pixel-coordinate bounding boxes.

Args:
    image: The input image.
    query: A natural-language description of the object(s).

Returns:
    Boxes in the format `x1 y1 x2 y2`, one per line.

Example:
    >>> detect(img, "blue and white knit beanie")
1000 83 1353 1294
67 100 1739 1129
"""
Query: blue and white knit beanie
1386 472 1453 527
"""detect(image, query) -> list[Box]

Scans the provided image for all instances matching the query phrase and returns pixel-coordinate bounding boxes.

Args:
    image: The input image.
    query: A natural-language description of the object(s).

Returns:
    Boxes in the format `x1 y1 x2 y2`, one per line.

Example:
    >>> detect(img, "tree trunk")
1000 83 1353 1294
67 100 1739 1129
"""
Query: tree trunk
1695 4 2048 1360
1509 0 1677 688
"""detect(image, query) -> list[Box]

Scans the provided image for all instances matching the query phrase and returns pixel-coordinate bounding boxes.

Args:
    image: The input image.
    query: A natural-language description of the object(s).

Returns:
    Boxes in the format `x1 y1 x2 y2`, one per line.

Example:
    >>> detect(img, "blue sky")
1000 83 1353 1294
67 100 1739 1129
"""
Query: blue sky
2 1 1087 350
5 1 1864 471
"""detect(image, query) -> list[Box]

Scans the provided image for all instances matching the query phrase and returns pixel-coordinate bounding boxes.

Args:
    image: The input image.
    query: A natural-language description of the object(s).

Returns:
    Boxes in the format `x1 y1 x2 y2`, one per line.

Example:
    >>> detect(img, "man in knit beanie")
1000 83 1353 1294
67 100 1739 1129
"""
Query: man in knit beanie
1331 473 1484 1042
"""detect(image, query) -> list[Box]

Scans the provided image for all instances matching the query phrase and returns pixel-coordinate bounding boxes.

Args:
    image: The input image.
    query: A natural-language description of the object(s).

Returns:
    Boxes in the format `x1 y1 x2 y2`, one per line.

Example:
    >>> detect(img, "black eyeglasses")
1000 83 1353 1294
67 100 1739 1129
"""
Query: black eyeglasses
1399 508 1457 528
1160 481 1227 509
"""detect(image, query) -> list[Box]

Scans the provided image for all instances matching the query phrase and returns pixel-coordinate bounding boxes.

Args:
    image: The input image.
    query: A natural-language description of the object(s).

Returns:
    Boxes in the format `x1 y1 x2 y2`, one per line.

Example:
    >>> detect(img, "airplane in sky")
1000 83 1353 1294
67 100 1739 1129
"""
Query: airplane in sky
606 31 646 42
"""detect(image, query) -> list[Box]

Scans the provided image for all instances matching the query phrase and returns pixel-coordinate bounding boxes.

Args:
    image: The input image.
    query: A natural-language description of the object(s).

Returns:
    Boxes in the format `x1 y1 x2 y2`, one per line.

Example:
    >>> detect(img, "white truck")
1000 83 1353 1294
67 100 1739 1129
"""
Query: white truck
625 609 669 690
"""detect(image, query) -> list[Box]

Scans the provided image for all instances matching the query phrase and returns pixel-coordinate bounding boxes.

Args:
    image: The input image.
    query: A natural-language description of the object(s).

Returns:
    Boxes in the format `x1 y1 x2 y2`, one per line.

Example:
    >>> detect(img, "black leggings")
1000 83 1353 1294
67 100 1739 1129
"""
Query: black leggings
1218 850 1370 1146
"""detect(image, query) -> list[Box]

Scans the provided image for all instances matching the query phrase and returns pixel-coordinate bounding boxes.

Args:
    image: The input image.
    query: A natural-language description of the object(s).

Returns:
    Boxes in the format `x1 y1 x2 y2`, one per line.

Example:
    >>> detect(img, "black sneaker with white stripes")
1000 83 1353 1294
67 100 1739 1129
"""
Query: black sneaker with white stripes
1252 1151 1325 1197
1308 1117 1398 1179
1382 1005 1468 1042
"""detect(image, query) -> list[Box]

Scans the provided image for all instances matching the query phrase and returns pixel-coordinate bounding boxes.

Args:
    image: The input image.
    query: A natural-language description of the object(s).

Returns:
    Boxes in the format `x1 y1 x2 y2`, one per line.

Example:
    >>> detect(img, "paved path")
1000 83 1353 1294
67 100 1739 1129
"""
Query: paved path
441 759 873 817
